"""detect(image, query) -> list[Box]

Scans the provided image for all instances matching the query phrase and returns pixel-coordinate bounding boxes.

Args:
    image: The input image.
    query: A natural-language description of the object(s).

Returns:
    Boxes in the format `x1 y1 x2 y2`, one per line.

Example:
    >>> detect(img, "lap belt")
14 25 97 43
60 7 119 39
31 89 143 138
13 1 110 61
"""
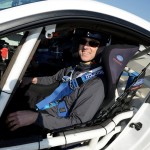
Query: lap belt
36 66 104 116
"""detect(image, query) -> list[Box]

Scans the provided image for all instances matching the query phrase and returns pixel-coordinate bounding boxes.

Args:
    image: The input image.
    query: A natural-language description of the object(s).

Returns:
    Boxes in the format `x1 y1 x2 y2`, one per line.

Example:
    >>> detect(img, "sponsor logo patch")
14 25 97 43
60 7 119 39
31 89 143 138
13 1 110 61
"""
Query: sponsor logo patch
116 55 123 62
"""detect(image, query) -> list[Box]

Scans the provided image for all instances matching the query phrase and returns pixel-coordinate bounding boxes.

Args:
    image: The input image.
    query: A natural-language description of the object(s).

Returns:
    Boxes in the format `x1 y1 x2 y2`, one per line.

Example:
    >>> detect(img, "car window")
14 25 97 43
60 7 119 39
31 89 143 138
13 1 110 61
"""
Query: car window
0 24 75 83
0 0 44 10
25 28 74 77
0 32 24 81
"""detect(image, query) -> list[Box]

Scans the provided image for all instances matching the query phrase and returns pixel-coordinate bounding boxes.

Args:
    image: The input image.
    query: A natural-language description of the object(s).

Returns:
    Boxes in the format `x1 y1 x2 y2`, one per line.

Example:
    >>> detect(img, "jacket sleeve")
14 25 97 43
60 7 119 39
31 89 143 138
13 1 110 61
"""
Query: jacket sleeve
35 78 105 130
36 68 67 85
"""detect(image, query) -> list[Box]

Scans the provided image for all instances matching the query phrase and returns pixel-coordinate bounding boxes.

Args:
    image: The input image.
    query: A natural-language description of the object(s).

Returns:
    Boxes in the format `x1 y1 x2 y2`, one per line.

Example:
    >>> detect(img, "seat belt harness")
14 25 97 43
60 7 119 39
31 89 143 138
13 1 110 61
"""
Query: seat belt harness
36 66 104 112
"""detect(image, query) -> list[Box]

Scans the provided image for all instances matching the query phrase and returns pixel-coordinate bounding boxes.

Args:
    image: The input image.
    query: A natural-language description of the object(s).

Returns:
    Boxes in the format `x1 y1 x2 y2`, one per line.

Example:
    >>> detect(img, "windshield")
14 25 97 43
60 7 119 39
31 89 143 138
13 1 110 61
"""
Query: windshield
0 0 44 10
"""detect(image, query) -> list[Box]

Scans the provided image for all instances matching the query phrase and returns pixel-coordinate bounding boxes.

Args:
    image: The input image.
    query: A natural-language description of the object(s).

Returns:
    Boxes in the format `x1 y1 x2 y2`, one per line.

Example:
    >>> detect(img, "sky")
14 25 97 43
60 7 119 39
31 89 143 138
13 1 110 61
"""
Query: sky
97 0 150 22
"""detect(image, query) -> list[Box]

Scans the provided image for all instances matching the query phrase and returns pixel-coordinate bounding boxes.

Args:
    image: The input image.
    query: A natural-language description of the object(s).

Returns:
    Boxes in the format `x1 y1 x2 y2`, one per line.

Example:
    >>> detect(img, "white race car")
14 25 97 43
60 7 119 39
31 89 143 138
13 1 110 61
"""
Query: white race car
0 0 150 150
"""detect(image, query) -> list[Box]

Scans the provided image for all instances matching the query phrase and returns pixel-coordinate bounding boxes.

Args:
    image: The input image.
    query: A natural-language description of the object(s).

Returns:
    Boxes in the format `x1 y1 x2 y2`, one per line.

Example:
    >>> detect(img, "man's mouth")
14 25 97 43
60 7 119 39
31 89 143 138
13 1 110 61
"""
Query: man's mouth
82 51 91 55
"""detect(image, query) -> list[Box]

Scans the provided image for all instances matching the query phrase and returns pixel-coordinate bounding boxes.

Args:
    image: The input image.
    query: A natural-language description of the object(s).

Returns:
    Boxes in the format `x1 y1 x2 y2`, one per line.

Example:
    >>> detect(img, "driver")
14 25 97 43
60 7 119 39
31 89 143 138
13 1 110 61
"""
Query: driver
6 28 107 131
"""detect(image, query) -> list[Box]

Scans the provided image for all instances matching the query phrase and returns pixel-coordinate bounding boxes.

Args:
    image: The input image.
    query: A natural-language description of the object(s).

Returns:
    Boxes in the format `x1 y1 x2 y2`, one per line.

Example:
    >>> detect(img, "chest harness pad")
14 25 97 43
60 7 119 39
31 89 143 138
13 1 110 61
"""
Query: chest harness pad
36 66 104 117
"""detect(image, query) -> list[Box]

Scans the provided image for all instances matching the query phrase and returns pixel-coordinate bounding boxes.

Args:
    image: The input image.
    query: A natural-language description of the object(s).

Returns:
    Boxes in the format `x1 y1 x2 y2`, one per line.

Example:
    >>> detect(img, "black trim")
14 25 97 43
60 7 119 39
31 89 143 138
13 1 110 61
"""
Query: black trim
145 93 150 103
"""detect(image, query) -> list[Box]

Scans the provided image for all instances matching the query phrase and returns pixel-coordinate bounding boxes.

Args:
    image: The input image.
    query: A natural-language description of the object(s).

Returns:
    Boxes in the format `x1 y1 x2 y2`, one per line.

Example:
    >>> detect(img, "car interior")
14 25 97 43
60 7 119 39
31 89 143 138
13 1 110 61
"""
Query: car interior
0 22 149 149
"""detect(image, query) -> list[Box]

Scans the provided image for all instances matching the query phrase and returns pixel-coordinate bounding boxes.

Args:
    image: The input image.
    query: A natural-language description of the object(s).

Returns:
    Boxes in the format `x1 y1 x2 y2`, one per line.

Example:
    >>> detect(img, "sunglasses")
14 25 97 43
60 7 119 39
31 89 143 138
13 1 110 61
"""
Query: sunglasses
79 38 100 47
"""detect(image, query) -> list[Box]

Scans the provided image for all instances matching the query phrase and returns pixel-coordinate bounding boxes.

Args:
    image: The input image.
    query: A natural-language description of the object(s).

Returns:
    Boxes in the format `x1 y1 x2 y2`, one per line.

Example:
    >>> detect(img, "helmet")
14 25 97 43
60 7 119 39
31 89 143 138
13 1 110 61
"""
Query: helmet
74 28 111 46
74 28 102 41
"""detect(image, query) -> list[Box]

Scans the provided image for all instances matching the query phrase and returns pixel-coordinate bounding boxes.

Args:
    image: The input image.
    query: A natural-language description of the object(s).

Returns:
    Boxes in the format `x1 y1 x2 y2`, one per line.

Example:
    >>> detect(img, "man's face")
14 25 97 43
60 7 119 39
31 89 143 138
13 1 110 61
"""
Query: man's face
78 37 100 64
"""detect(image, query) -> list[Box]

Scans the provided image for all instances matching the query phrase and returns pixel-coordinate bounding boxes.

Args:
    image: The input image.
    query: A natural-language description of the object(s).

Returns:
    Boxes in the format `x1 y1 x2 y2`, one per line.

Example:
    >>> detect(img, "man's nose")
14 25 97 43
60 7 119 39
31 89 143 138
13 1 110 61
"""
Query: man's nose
83 42 90 47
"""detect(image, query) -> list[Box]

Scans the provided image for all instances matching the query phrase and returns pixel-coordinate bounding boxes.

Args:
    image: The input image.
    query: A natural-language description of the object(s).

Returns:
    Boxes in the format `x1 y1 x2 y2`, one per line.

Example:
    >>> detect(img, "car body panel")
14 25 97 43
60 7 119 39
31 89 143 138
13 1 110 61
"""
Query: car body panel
106 102 150 150
0 0 150 30
0 0 150 37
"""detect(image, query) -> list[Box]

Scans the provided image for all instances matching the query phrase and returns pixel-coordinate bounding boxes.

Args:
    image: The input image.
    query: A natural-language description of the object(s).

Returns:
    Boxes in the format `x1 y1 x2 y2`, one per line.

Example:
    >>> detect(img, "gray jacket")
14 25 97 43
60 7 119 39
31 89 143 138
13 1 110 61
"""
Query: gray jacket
35 62 105 130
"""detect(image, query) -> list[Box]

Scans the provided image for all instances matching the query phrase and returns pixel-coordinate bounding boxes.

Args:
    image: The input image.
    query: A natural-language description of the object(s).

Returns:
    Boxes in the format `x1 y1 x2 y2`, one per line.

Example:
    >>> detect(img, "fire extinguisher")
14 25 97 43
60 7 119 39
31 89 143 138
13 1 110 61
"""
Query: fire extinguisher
1 44 8 62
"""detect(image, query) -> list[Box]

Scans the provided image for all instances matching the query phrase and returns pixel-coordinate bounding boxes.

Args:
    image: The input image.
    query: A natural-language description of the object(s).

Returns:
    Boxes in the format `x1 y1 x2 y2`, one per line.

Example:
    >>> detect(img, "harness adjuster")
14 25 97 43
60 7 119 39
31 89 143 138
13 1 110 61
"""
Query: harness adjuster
62 76 71 82
70 79 79 90
49 101 59 107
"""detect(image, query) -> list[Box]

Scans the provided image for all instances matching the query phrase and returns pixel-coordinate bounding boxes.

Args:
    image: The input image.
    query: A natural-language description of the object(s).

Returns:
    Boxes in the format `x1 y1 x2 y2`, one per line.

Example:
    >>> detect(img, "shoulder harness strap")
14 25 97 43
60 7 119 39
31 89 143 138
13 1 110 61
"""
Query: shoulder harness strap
36 66 104 117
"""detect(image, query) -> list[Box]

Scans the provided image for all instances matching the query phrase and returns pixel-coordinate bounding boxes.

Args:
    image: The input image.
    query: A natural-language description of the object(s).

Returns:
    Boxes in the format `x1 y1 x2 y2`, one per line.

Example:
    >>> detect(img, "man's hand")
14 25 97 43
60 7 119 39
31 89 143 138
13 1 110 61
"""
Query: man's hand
32 77 38 84
6 110 38 131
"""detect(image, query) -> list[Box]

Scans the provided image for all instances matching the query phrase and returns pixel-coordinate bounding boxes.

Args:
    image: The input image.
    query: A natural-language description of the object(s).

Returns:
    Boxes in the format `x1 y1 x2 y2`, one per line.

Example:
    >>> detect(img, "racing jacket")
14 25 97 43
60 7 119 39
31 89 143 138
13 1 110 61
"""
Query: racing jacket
34 62 105 130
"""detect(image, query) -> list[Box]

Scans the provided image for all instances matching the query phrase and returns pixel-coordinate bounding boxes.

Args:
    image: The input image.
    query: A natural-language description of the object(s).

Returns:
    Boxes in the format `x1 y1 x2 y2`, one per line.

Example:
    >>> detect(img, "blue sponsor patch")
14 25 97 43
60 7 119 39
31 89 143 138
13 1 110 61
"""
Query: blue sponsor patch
85 70 104 79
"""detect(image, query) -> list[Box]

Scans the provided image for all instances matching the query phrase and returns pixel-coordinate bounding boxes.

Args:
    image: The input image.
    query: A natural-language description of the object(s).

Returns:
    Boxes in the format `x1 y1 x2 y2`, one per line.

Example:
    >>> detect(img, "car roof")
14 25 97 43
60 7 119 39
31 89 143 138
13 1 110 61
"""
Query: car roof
0 0 150 30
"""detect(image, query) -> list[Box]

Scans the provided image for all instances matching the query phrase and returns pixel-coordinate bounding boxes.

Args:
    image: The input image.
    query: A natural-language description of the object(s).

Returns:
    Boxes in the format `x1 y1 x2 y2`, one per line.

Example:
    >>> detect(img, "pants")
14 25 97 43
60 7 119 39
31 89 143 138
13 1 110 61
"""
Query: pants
0 77 59 141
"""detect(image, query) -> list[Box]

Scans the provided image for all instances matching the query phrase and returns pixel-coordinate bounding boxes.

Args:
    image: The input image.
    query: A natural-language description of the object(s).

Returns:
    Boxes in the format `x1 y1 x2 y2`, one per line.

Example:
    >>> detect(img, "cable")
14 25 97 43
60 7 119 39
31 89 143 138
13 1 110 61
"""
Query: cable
38 134 40 150
62 131 67 148
0 90 12 94
111 119 117 126
100 124 107 135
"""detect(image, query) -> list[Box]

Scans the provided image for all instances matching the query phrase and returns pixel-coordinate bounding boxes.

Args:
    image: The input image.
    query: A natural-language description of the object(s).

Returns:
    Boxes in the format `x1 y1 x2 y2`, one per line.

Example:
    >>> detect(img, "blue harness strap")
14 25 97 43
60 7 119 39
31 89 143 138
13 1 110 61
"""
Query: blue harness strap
36 66 104 117
36 82 73 110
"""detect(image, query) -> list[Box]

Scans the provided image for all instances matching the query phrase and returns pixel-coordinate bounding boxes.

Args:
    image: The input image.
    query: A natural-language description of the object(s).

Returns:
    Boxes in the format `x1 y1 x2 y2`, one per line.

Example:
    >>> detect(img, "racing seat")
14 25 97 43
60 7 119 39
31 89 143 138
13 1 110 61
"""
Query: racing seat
91 44 139 123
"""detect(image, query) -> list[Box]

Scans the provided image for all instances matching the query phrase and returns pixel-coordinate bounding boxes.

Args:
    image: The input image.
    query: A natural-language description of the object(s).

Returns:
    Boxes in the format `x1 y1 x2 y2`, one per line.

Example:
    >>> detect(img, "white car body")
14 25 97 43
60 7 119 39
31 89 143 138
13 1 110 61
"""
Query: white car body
0 0 150 150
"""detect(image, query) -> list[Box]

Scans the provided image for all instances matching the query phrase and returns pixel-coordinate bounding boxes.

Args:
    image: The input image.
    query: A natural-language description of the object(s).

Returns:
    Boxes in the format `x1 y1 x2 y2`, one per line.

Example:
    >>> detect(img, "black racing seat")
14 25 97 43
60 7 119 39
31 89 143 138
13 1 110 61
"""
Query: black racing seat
92 44 139 122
